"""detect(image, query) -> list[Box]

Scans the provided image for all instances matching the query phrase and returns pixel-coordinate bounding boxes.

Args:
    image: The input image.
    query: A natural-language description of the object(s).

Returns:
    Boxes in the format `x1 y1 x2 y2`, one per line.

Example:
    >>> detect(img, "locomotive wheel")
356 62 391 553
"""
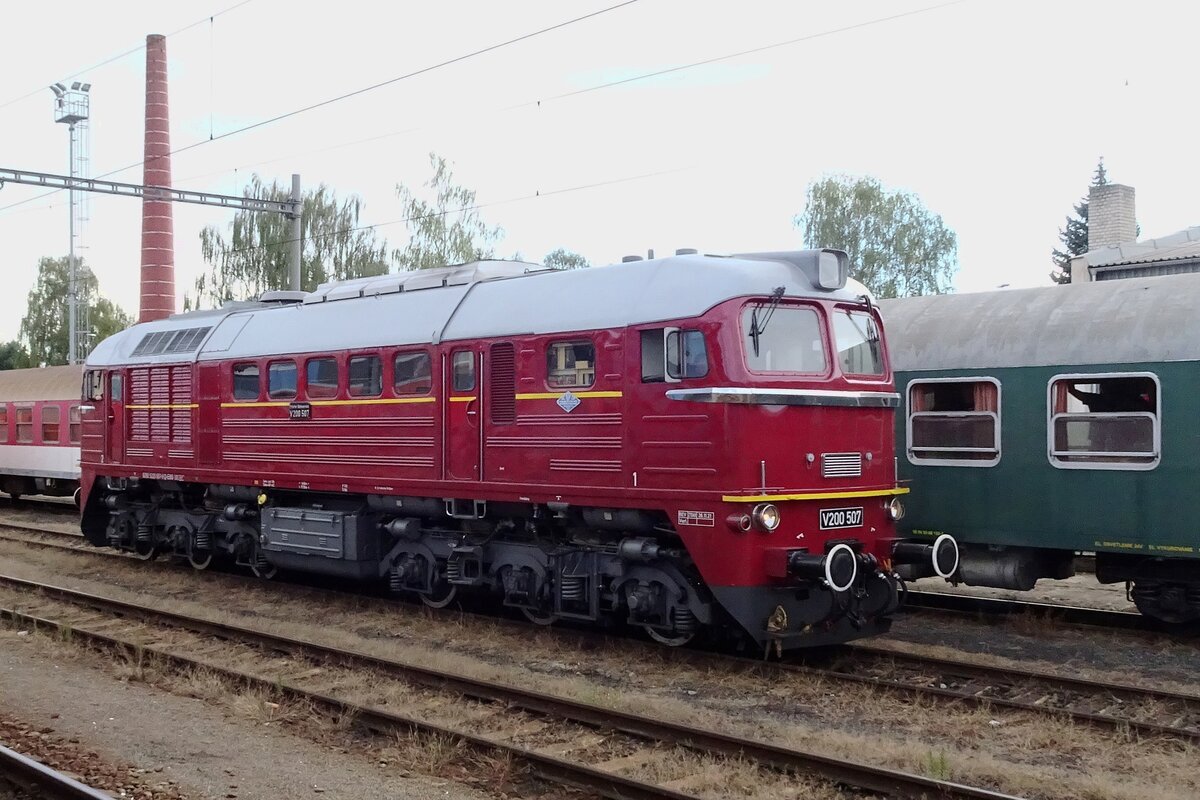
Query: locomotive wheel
644 626 695 647
420 581 458 609
132 541 158 561
521 607 556 626
188 550 214 571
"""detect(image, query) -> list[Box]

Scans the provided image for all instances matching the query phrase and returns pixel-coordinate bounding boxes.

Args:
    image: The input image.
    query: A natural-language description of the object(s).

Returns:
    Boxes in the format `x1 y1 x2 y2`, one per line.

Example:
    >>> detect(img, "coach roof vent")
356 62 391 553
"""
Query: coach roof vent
257 290 307 304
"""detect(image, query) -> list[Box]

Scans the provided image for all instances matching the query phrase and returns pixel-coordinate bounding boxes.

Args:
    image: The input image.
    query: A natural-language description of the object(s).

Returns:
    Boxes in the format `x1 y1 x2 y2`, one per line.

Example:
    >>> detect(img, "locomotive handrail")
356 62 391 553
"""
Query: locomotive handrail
665 387 900 407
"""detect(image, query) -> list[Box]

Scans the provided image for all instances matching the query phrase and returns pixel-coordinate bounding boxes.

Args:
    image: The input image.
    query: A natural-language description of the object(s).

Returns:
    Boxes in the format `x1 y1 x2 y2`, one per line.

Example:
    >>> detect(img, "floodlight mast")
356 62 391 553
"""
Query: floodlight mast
51 81 91 364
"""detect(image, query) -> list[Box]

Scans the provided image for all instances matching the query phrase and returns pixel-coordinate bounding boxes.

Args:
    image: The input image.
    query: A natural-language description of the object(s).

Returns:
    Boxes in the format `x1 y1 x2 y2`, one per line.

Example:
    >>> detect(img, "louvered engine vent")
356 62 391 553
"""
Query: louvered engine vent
822 452 862 478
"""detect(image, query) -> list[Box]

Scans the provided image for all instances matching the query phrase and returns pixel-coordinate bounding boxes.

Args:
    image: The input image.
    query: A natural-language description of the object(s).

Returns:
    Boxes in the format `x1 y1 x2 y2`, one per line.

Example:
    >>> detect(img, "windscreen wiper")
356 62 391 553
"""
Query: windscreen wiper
749 286 786 357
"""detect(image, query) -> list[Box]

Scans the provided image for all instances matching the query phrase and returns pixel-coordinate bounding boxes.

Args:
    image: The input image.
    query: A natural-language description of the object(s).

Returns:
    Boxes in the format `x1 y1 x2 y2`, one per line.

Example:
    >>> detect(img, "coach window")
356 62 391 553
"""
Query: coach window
394 351 432 395
452 351 475 392
547 340 595 388
232 363 260 401
267 361 297 400
908 379 1000 466
41 406 61 443
349 355 383 397
1049 373 1159 470
15 405 33 444
0 405 7 443
306 358 338 399
69 405 81 444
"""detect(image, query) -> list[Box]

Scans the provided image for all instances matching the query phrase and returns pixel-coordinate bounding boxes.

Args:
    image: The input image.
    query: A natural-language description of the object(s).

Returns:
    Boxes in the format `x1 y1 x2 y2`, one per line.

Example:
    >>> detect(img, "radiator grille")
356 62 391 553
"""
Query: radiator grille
489 343 516 424
822 452 862 478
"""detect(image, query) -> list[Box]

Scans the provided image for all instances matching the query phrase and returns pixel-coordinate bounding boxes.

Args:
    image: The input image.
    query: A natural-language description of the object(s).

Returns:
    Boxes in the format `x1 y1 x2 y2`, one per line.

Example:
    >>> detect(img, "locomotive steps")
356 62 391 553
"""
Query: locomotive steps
0 573 1017 800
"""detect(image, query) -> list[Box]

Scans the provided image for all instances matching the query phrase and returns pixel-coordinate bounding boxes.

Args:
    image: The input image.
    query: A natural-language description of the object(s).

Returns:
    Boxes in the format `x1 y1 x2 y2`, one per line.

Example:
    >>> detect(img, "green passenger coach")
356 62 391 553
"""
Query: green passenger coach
880 273 1200 624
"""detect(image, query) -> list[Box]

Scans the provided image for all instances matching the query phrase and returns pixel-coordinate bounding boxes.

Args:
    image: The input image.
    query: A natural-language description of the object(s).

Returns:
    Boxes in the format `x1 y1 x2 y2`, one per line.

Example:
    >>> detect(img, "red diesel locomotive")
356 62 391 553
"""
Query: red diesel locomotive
78 250 954 651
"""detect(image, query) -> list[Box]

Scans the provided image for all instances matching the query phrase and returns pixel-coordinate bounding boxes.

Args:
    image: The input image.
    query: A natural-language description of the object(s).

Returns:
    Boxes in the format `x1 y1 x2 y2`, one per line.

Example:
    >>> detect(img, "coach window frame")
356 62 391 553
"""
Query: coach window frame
545 339 596 389
348 353 384 398
42 404 61 444
905 376 1002 468
0 404 8 444
68 404 81 444
14 404 33 444
267 360 298 400
232 362 261 402
393 350 433 396
1047 371 1161 471
304 357 340 400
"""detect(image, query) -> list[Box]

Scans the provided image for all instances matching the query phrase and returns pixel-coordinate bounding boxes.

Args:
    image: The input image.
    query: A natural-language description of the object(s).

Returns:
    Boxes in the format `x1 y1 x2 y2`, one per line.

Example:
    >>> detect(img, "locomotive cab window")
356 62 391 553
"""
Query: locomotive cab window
42 406 61 443
232 363 260 401
452 351 475 392
743 305 827 373
643 329 707 382
84 370 103 402
547 341 595 388
268 361 297 400
306 358 339 399
1049 373 1159 470
349 355 383 397
908 379 1001 466
15 405 32 443
834 310 885 376
393 352 432 395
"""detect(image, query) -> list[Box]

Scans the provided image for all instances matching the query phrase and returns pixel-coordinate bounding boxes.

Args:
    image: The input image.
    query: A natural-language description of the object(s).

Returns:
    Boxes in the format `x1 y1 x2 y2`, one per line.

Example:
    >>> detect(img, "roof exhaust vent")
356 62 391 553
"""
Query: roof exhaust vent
257 290 307 304
675 248 698 256
622 255 644 263
647 249 655 259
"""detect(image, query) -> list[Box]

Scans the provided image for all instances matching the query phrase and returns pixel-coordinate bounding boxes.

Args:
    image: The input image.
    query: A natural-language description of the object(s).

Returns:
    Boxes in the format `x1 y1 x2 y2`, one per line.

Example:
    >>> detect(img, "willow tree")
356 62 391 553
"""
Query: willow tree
393 154 502 271
189 176 390 309
795 175 958 298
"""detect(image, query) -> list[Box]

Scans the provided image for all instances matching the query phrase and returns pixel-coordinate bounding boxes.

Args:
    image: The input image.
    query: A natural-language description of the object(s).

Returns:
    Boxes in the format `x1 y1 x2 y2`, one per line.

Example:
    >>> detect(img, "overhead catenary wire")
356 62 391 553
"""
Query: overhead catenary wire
0 0 641 214
0 0 255 112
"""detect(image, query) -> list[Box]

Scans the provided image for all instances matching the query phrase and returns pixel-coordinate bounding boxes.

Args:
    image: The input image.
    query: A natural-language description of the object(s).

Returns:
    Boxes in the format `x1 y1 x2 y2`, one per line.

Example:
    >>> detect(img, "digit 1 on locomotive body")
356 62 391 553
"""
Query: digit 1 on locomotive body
76 250 951 651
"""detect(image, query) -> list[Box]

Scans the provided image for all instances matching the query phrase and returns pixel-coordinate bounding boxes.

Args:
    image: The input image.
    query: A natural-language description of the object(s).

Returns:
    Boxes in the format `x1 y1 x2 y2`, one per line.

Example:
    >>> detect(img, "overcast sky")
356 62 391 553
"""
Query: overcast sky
1 0 1196 343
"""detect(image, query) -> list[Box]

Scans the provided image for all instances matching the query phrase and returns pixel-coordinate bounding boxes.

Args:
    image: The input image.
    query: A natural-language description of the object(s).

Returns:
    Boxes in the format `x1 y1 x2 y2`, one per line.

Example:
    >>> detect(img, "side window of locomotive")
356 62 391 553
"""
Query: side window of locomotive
69 405 81 444
641 330 667 382
15 405 33 444
666 330 708 379
84 370 104 402
742 306 827 373
110 374 123 403
232 363 260 401
267 361 297 400
908 379 1001 467
0 405 8 443
546 340 595 388
349 355 383 397
394 352 432 396
306 358 339 399
452 351 475 392
833 310 885 376
1049 374 1159 469
42 406 61 443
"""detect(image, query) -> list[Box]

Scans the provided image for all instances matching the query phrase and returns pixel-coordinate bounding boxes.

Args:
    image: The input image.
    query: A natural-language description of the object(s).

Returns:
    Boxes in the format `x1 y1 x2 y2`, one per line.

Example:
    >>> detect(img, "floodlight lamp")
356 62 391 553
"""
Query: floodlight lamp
49 84 64 97
55 82 67 92
80 83 91 92
71 81 81 90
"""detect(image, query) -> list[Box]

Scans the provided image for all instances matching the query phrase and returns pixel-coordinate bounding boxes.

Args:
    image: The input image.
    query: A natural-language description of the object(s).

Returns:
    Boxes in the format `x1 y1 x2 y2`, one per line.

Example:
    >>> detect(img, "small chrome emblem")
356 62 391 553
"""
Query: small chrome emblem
557 391 581 413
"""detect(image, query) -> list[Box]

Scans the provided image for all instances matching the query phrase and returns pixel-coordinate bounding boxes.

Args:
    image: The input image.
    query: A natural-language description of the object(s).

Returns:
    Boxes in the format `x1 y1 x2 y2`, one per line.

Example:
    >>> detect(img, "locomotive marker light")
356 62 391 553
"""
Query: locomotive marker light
887 496 906 521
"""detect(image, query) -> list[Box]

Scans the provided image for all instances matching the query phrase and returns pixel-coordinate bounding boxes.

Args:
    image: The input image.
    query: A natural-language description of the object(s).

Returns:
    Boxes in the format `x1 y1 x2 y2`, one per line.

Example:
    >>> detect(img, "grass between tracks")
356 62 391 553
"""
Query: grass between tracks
1 538 1198 799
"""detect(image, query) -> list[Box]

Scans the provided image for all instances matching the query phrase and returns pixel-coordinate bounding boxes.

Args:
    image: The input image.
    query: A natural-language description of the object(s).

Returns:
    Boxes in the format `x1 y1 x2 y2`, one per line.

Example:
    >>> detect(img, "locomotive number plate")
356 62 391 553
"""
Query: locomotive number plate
819 507 863 530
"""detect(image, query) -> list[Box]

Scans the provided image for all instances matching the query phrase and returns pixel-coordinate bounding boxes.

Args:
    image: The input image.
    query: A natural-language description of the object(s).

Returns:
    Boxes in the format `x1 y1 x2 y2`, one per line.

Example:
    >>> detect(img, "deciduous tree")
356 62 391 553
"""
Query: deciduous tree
18 256 133 366
189 175 390 309
0 341 30 371
543 248 589 270
795 175 957 297
393 154 502 271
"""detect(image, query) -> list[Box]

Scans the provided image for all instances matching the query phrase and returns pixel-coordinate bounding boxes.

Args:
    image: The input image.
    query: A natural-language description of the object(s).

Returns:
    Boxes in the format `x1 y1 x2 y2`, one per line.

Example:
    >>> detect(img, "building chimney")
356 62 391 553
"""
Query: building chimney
139 33 175 323
1087 183 1136 253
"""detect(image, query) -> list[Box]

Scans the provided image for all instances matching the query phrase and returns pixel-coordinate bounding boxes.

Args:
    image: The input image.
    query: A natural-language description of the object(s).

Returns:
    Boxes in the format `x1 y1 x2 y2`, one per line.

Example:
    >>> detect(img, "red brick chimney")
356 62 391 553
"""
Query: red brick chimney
139 33 175 323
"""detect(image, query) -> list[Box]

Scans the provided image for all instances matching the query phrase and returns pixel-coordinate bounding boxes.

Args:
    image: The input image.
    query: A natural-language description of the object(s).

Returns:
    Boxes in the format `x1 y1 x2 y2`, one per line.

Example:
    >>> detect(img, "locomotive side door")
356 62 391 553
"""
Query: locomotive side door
107 370 126 464
444 348 481 481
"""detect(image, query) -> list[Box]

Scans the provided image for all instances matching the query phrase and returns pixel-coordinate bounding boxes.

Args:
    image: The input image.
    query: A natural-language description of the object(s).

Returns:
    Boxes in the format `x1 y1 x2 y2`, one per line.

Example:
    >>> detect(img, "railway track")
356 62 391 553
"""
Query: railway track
0 573 1019 800
3 519 1199 746
903 589 1154 632
0 744 112 800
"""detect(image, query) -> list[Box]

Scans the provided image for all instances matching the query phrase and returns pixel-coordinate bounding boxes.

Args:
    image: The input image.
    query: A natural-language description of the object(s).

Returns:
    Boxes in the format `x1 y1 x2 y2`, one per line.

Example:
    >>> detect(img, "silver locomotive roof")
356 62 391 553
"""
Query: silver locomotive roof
87 250 869 367
880 271 1200 372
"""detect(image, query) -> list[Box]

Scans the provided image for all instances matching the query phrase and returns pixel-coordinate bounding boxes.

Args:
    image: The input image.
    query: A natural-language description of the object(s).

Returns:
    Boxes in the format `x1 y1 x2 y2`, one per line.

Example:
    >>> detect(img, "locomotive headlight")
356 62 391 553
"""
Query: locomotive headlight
887 497 905 521
751 503 780 532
